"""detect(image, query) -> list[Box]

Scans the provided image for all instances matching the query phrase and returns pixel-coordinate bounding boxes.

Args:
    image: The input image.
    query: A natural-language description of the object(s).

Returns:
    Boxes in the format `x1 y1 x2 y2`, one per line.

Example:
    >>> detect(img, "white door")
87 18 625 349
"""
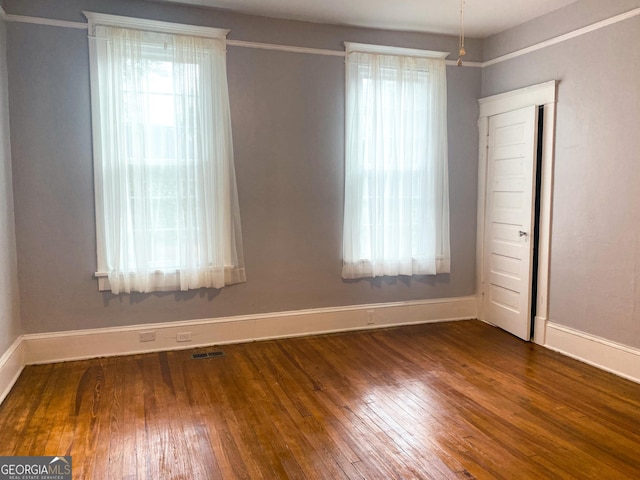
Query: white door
482 105 538 340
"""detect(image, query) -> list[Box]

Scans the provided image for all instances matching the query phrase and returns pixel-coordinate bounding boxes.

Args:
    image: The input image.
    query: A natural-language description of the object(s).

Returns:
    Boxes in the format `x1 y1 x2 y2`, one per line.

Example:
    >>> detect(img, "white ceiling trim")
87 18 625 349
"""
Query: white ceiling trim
4 13 88 29
4 8 639 69
228 40 483 67
483 6 640 67
226 39 344 57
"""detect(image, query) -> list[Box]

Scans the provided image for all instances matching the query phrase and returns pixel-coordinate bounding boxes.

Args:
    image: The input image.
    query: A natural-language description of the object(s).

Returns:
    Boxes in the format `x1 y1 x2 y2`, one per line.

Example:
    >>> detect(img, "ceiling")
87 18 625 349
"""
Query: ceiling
161 0 580 38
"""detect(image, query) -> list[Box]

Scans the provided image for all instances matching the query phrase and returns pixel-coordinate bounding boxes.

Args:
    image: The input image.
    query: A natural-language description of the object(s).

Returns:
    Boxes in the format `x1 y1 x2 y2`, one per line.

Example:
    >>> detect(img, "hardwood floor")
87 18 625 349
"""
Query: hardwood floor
1 320 639 479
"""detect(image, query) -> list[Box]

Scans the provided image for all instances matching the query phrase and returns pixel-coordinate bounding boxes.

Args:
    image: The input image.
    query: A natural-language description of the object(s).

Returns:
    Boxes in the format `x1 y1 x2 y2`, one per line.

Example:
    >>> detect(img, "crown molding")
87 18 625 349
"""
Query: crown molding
483 7 640 67
1 7 638 66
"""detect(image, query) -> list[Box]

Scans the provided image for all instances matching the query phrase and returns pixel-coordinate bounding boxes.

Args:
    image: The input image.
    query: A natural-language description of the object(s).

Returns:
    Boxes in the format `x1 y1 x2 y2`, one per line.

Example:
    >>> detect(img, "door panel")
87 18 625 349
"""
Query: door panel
483 106 538 340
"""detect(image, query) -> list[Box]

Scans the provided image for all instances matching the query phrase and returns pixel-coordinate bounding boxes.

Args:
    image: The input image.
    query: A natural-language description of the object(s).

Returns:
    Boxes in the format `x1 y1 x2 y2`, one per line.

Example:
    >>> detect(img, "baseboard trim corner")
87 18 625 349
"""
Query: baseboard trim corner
544 321 640 384
0 337 25 405
22 296 478 365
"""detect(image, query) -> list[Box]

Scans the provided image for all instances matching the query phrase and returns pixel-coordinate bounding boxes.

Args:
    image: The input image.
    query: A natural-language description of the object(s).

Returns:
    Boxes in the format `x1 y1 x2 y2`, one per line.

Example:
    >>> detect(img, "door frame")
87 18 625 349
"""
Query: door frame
476 81 557 344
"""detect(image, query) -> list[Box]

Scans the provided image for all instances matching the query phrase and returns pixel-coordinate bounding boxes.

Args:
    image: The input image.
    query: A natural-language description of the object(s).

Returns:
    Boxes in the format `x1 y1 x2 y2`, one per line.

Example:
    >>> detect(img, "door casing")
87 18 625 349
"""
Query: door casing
476 81 557 344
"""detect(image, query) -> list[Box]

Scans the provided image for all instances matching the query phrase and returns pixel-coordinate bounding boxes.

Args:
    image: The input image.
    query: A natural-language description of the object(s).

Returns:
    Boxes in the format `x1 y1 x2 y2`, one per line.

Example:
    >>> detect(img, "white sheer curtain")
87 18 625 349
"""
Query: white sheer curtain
91 24 245 293
342 44 450 279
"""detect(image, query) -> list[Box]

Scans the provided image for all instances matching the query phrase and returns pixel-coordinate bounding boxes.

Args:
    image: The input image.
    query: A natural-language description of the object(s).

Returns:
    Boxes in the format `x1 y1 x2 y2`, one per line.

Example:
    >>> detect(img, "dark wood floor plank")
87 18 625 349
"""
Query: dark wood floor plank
237 344 319 479
286 337 412 478
110 357 146 479
296 334 470 478
4 363 55 455
68 361 106 479
403 324 640 478
41 362 84 457
164 352 219 480
392 325 628 478
243 344 351 479
1 320 639 479
180 355 233 479
198 349 272 479
91 359 120 479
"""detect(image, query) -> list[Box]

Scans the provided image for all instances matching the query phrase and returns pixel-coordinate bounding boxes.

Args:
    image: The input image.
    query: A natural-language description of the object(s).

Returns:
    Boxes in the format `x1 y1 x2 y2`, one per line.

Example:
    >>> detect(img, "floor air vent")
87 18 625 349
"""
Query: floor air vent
191 351 225 360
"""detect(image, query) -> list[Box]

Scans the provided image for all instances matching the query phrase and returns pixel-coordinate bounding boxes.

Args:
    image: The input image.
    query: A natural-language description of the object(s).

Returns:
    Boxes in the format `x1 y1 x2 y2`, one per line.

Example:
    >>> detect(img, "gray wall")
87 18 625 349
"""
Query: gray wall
482 0 640 349
0 16 20 355
6 0 638 352
5 0 481 334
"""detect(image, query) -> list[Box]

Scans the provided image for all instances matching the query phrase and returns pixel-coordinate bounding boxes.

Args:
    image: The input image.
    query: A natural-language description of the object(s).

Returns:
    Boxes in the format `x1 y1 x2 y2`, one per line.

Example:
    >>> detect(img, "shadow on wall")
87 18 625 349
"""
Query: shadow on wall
102 287 222 306
342 274 451 289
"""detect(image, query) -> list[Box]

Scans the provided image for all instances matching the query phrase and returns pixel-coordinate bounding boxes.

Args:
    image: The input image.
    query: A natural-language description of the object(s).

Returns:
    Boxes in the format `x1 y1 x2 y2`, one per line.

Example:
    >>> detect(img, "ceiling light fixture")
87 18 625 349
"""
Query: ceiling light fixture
457 0 466 66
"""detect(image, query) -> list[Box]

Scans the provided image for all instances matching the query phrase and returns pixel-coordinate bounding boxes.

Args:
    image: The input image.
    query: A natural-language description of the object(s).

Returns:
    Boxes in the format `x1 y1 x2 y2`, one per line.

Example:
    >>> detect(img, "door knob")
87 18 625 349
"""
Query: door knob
519 231 528 237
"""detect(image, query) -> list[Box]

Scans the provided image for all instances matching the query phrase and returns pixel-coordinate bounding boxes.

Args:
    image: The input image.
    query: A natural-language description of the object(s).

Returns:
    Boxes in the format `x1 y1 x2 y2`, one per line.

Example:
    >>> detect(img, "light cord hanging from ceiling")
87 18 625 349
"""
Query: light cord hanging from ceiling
457 0 466 66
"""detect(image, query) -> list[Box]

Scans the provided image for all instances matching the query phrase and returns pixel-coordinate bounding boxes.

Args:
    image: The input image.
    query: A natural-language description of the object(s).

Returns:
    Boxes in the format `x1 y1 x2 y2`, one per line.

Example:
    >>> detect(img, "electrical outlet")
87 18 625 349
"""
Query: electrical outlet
367 310 375 325
176 332 192 343
139 331 156 342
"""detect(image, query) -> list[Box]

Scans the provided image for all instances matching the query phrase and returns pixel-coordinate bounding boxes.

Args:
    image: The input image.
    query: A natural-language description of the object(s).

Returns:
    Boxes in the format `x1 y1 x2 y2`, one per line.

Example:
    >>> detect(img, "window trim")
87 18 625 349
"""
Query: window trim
86 13 239 292
342 42 450 279
344 42 449 60
84 11 229 40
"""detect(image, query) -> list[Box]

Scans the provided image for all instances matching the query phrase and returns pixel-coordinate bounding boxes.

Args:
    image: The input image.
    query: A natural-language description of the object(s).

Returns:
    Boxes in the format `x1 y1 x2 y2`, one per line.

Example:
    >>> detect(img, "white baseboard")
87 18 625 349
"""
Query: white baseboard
533 315 547 345
22 296 478 365
5 299 640 406
0 337 25 405
544 321 640 384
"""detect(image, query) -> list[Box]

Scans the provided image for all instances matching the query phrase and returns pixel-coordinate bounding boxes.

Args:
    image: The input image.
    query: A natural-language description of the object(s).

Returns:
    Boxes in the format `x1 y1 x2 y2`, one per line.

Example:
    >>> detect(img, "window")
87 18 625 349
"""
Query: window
87 13 245 293
342 43 450 279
